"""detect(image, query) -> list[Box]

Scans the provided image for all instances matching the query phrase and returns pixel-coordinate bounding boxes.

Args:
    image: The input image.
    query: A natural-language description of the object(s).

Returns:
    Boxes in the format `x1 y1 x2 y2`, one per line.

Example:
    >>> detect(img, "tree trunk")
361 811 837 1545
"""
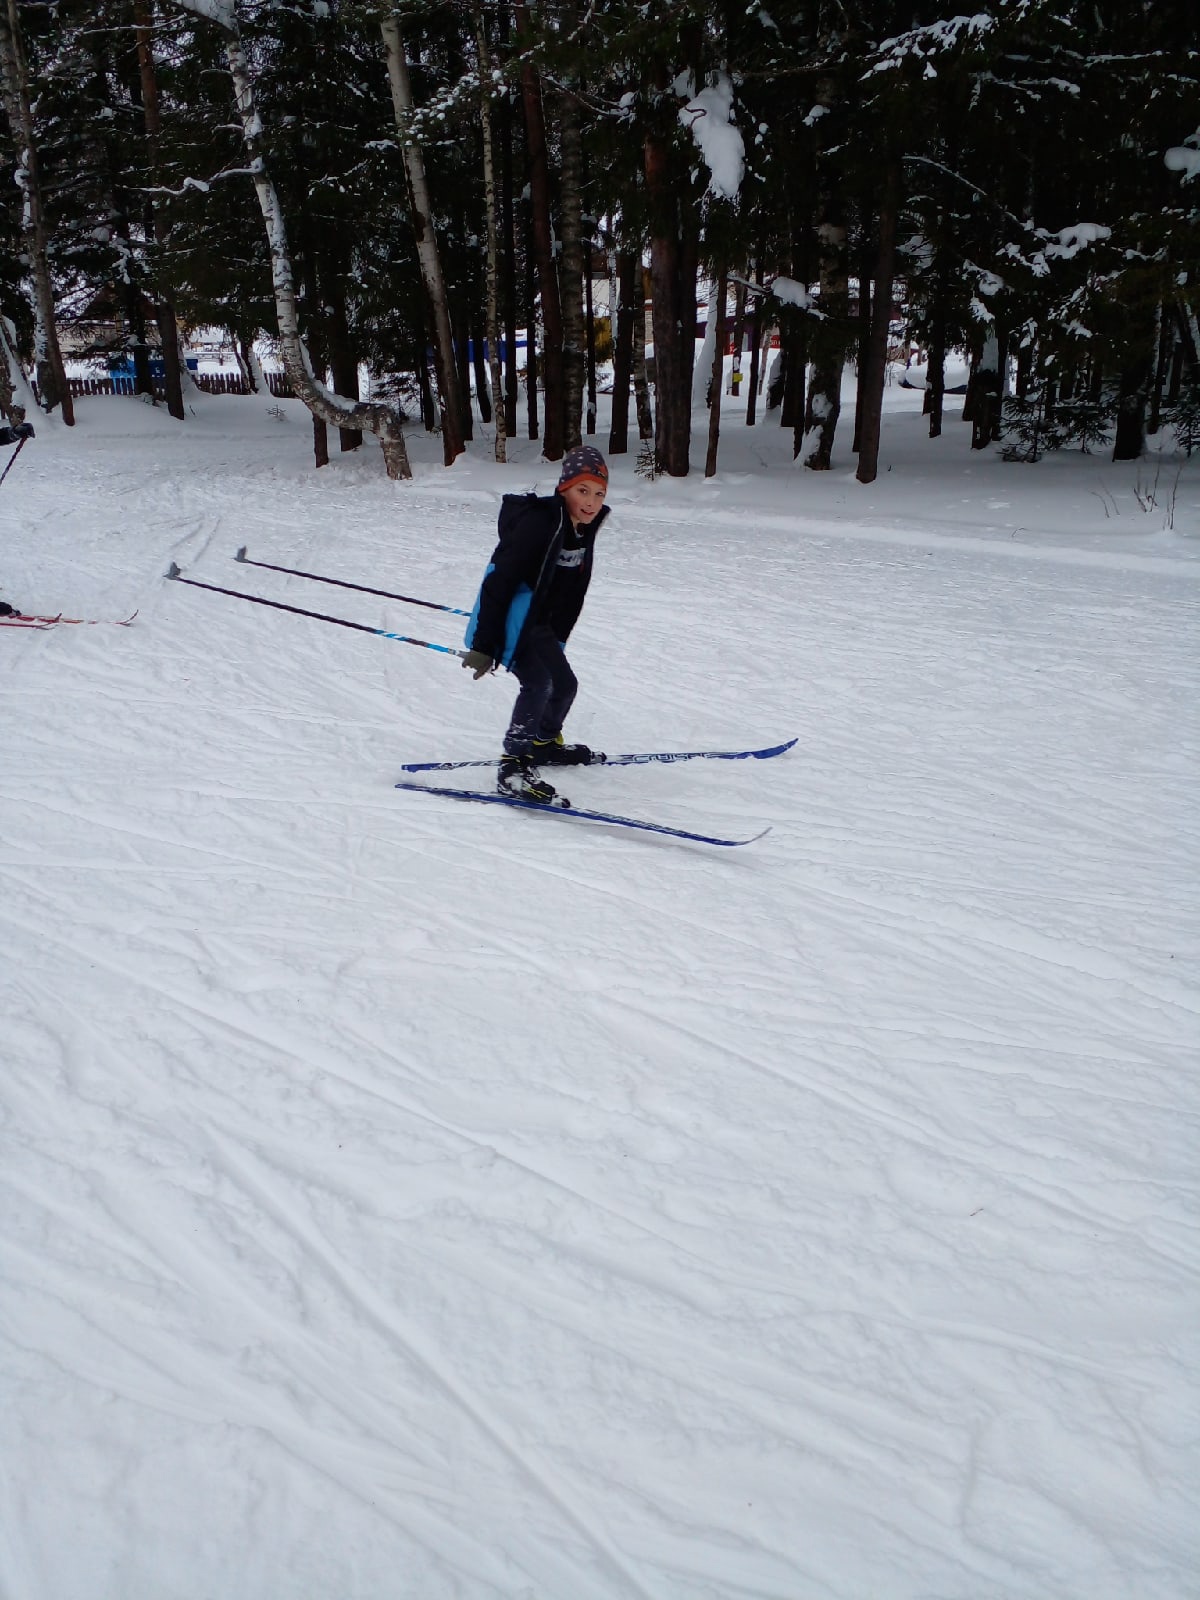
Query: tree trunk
729 279 747 408
312 414 330 470
704 266 728 477
855 153 901 484
0 0 74 423
303 317 330 468
180 3 410 476
0 311 38 423
92 18 153 400
326 280 362 451
1112 334 1154 461
523 192 539 439
499 75 519 441
791 328 808 460
1148 300 1169 436
781 322 804 429
414 314 436 432
1170 301 1198 399
453 301 474 440
970 331 1003 450
0 321 14 425
558 78 585 451
644 124 696 476
926 307 947 438
472 0 505 461
632 266 654 441
135 0 185 419
584 239 597 437
380 7 462 466
804 230 847 467
852 249 871 453
608 250 636 454
234 333 259 392
745 262 764 426
514 0 563 459
471 319 490 425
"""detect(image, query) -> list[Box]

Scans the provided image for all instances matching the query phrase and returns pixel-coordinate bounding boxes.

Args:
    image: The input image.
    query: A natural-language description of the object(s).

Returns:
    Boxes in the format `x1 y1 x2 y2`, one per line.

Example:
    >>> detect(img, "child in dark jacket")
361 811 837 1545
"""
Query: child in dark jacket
463 445 609 801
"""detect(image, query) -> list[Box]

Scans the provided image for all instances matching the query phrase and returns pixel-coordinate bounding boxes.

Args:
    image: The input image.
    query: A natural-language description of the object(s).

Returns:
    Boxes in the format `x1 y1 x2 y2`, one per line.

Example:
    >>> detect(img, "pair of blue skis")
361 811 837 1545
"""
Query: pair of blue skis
395 739 796 847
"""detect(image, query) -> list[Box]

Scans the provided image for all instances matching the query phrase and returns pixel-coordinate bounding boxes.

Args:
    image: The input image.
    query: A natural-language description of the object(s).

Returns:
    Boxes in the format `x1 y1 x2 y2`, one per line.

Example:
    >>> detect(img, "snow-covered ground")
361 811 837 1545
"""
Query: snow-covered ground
2 381 1198 1600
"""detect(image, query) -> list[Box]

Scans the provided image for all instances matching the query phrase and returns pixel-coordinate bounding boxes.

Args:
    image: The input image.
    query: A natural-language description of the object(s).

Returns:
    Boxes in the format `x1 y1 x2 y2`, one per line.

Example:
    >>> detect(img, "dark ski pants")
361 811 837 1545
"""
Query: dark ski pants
504 624 578 756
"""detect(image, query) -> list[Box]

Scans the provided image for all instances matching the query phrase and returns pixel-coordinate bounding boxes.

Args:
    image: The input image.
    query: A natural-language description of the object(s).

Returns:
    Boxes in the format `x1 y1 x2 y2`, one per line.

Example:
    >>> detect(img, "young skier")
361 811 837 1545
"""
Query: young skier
0 418 35 616
462 444 610 802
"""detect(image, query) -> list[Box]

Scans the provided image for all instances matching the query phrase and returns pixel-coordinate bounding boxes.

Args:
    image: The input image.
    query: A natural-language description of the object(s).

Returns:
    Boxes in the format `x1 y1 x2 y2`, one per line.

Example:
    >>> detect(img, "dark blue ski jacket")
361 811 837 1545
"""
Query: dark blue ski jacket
464 491 609 668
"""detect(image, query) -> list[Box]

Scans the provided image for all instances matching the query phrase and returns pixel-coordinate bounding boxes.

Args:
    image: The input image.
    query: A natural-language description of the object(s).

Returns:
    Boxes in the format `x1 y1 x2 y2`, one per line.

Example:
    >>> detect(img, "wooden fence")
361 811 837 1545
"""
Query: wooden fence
66 371 294 399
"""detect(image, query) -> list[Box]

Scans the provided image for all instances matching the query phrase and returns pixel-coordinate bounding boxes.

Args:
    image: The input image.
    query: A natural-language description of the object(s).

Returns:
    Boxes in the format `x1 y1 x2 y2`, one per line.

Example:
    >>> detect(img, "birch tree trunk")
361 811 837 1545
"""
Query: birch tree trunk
471 0 505 461
173 0 410 477
0 0 74 423
380 7 463 465
0 312 38 423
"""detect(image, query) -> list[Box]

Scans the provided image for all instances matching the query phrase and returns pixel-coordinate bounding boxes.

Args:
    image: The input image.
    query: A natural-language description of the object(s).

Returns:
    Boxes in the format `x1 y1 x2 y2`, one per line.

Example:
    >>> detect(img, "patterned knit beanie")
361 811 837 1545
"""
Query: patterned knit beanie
557 445 609 492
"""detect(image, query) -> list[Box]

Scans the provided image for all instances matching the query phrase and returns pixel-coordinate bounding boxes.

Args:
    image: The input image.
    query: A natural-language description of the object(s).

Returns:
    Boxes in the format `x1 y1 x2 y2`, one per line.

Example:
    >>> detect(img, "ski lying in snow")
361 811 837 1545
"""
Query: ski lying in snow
395 781 769 847
399 736 797 774
0 610 137 628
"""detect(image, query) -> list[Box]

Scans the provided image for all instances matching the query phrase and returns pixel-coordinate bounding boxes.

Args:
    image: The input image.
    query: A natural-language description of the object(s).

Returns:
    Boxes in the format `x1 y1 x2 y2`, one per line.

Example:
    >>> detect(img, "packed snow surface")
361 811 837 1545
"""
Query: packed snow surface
2 383 1198 1599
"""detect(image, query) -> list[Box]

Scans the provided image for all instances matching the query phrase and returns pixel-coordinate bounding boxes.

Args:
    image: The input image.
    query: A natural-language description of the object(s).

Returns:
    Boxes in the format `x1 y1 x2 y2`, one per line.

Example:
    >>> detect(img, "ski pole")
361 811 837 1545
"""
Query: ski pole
0 436 27 489
235 546 469 616
166 565 470 658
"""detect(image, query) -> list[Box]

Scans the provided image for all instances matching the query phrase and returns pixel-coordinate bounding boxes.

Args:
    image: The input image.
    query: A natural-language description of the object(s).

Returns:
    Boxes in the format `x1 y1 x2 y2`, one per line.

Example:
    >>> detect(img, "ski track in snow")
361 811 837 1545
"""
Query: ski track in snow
1 399 1198 1599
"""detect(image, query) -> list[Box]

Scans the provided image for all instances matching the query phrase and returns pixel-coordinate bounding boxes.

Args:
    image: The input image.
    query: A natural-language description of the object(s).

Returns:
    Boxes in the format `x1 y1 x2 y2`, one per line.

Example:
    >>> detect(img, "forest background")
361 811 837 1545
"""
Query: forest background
0 0 1197 485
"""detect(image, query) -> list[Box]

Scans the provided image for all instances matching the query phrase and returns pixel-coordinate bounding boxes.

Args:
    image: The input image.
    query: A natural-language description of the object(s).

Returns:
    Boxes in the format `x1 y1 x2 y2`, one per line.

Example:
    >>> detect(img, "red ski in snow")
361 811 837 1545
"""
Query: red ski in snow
0 610 137 629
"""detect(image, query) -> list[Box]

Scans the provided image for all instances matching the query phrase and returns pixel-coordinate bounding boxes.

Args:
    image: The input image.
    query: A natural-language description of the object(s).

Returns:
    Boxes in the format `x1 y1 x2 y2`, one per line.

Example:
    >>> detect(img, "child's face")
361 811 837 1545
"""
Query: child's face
561 477 607 525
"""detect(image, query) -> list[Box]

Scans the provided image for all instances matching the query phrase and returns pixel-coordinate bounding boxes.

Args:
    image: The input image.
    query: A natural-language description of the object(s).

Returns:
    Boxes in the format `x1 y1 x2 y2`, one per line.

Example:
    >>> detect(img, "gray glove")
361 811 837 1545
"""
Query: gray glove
462 649 495 679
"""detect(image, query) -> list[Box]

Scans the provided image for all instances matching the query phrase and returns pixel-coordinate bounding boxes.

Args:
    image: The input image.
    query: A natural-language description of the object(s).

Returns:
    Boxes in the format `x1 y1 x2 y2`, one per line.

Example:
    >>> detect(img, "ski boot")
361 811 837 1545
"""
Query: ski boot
497 755 560 804
531 734 606 767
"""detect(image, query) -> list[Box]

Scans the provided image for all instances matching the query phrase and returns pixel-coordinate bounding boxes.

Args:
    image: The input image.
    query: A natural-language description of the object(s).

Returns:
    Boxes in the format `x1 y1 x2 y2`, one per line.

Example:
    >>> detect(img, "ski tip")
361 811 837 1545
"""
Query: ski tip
165 562 181 580
235 545 248 562
754 738 798 758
